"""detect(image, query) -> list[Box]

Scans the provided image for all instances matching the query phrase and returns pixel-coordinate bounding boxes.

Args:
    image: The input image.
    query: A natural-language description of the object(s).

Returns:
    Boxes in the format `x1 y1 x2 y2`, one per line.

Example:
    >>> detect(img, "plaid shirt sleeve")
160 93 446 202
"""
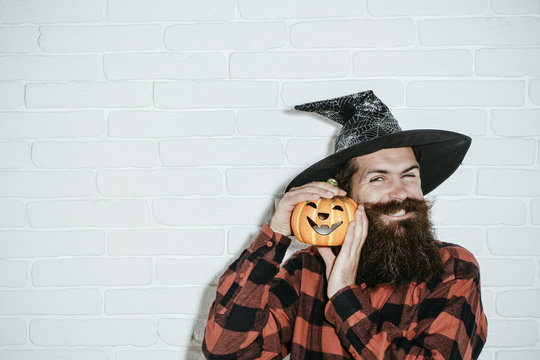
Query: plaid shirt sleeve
325 244 488 360
202 224 294 359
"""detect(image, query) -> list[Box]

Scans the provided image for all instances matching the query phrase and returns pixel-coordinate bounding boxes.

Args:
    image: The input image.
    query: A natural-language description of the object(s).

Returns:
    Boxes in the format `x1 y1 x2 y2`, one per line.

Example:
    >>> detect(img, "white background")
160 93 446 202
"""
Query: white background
0 0 539 359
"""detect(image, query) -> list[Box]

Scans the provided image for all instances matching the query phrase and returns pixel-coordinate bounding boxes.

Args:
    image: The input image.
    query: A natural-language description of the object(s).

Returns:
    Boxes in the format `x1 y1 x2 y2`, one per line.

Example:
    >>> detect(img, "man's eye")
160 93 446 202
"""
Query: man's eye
370 177 383 182
403 173 416 178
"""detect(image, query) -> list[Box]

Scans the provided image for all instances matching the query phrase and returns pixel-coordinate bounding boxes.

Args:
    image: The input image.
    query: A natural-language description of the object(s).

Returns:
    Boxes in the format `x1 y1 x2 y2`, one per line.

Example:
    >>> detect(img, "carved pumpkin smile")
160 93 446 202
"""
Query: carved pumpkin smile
307 217 343 235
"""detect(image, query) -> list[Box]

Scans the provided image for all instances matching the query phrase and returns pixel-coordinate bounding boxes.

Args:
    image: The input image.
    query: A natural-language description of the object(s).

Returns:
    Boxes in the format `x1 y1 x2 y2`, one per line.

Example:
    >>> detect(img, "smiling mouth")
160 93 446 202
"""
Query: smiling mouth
388 209 406 217
307 217 343 235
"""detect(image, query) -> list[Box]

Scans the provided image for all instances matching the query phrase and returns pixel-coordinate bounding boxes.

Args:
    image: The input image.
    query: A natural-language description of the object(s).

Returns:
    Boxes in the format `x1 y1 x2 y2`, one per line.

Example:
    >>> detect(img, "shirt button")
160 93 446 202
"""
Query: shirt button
266 241 273 247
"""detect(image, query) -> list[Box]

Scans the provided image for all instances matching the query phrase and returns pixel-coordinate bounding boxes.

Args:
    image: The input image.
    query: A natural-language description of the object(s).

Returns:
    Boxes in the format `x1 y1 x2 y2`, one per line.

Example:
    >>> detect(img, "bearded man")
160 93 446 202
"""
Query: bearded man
203 91 488 359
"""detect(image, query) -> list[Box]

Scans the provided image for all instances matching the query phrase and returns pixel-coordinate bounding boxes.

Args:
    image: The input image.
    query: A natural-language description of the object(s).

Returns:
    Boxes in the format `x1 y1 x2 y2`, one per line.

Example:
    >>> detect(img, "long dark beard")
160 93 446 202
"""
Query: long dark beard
353 198 443 288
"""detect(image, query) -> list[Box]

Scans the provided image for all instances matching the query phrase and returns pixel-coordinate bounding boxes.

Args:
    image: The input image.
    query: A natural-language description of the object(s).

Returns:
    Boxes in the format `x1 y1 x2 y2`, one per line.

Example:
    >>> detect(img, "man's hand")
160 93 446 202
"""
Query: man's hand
318 206 368 298
269 181 346 236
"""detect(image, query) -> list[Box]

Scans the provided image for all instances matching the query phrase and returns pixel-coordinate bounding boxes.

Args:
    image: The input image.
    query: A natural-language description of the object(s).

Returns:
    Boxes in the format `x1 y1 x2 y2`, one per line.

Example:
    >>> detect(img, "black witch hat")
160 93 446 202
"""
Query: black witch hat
285 90 471 194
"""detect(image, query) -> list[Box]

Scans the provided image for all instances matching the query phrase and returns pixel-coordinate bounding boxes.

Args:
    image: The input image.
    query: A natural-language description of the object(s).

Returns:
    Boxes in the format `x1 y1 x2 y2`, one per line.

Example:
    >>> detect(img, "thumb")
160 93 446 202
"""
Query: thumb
318 247 336 278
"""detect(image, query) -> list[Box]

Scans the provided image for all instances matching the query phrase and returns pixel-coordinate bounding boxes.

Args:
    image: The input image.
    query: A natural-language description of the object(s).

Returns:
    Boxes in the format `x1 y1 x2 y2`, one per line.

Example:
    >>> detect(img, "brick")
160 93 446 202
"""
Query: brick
226 167 301 195
0 289 101 315
26 82 152 108
0 230 105 258
485 319 538 347
478 258 535 286
0 141 29 168
239 0 363 19
0 319 26 345
107 0 234 21
291 19 414 48
160 138 283 166
97 168 222 196
419 17 540 45
431 199 526 226
496 351 540 360
430 168 475 196
230 51 350 79
394 109 487 136
491 0 540 14
30 319 156 346
0 200 26 227
478 169 540 196
532 198 540 225
154 81 278 109
165 22 286 50
104 52 226 80
497 290 540 317
286 139 333 166
407 80 524 106
0 82 24 109
491 109 540 136
0 111 105 139
32 141 156 168
109 110 234 138
0 0 103 24
367 0 487 16
0 55 100 81
281 80 404 107
153 198 273 226
476 48 540 77
481 290 493 316
228 227 260 255
0 350 108 360
116 351 184 360
40 25 162 52
32 258 152 286
530 78 540 105
463 139 535 165
0 260 27 287
0 171 94 197
28 200 150 228
157 257 231 285
488 228 540 255
105 286 215 314
108 229 225 256
354 50 472 77
158 317 206 346
434 227 485 256
0 27 38 53
237 109 337 137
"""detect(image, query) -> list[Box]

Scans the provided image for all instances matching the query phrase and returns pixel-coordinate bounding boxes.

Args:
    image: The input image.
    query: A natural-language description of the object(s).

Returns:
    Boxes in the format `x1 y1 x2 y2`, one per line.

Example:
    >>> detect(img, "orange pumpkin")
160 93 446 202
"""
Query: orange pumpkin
291 196 358 246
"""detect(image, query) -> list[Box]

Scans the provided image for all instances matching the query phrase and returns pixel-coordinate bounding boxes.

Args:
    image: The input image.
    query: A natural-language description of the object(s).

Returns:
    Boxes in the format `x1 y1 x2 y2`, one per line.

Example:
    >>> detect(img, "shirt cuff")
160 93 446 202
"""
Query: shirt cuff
325 284 376 336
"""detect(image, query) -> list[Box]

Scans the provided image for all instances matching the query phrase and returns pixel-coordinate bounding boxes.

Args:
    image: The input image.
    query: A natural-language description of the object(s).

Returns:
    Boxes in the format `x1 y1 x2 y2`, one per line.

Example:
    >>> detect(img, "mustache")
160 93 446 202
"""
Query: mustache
362 198 431 218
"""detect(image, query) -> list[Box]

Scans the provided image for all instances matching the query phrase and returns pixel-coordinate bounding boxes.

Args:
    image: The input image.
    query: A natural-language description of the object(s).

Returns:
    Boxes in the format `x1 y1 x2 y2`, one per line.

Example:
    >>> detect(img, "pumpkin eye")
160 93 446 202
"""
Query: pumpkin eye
333 205 343 211
307 202 317 209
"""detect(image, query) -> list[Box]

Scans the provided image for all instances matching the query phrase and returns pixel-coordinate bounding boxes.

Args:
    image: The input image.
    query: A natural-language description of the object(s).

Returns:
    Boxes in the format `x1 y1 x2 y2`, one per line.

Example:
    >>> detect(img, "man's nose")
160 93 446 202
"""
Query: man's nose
388 180 408 201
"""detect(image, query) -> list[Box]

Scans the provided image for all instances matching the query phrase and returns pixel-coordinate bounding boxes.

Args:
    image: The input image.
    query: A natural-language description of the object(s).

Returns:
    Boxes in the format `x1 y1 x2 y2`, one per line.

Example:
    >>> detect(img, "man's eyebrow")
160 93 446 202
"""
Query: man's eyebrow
402 165 420 173
364 165 420 176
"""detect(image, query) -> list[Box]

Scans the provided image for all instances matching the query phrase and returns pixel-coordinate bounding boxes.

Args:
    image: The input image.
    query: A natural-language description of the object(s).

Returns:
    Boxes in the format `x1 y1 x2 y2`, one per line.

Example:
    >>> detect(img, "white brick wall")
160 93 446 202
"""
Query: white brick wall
0 1 539 358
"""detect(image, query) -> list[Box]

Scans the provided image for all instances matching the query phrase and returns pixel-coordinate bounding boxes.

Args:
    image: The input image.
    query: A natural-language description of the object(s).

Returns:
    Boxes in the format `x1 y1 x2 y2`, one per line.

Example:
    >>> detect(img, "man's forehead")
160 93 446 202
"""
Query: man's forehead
353 147 419 175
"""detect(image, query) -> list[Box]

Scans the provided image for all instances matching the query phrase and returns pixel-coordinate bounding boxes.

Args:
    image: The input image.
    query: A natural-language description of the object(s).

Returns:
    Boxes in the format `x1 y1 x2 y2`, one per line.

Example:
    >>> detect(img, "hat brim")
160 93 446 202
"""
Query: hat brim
285 129 471 195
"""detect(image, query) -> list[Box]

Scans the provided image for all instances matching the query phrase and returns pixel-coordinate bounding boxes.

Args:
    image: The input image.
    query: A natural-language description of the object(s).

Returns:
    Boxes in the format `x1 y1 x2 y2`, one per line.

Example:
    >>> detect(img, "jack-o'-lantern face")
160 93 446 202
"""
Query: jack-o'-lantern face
291 196 358 246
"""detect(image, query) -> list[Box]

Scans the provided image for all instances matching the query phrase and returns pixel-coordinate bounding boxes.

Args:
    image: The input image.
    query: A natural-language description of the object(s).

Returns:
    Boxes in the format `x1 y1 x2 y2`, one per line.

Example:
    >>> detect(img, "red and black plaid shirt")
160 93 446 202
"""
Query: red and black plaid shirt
203 225 487 359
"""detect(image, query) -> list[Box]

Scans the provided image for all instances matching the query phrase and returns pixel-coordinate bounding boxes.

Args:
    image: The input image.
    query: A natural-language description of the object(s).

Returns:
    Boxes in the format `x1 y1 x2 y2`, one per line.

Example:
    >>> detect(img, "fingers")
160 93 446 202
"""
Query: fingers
285 181 346 204
341 206 368 258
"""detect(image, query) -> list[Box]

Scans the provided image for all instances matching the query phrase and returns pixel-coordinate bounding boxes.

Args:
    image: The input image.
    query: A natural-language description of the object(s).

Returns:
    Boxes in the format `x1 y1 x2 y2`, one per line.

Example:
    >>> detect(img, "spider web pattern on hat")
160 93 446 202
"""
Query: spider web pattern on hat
294 90 402 153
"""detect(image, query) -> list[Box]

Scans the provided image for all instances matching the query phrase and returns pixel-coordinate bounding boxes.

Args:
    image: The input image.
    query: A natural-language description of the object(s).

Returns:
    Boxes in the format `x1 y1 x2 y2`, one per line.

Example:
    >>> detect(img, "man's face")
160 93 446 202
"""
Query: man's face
349 147 423 214
342 147 443 287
